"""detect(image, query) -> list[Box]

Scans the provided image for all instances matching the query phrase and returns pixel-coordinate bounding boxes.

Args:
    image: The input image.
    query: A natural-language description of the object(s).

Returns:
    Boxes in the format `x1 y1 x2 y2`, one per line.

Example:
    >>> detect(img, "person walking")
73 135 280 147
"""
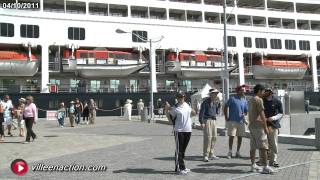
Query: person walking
56 102 66 127
305 99 310 114
16 98 26 137
88 99 97 124
23 96 38 144
263 88 283 168
223 85 248 159
199 88 221 162
75 98 83 125
1 95 14 136
137 99 144 120
248 84 274 174
167 91 196 175
69 101 76 127
0 102 5 142
82 101 89 125
124 99 132 121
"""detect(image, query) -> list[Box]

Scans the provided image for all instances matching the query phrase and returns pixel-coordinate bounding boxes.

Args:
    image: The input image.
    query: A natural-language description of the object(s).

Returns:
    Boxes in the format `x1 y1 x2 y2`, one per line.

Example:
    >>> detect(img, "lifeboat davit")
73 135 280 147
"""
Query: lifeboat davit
62 49 146 78
166 52 235 78
0 51 38 76
253 59 308 79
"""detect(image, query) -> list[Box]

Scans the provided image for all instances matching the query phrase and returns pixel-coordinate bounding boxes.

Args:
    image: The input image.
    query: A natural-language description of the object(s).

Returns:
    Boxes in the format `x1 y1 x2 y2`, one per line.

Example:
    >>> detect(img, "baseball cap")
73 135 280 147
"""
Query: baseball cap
176 91 186 98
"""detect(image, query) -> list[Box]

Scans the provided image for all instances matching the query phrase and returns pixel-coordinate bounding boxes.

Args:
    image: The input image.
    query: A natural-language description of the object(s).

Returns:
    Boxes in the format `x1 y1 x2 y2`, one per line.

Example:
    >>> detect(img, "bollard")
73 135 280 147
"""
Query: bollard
316 118 320 150
141 107 148 122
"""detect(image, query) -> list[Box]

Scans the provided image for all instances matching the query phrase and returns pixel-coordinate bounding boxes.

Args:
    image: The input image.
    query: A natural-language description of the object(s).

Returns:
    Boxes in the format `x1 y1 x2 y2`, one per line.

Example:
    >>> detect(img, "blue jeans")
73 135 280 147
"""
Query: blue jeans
58 117 64 126
75 113 81 124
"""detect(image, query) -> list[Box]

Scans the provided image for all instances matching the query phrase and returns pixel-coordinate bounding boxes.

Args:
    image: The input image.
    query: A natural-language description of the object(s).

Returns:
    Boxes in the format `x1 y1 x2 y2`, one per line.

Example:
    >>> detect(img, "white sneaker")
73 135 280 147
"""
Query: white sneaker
227 152 232 159
184 168 191 173
261 166 275 174
86 121 89 125
251 164 262 172
178 169 188 175
203 156 209 162
210 155 220 160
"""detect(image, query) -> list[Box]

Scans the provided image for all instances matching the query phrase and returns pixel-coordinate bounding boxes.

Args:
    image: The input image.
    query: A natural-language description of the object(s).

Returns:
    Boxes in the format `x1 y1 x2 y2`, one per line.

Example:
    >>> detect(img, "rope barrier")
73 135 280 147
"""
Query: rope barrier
96 107 122 112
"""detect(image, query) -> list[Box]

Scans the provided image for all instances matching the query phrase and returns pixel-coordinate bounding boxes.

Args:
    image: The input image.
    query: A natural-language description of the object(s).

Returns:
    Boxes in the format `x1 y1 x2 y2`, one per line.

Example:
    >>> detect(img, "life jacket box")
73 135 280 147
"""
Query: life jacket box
50 84 57 93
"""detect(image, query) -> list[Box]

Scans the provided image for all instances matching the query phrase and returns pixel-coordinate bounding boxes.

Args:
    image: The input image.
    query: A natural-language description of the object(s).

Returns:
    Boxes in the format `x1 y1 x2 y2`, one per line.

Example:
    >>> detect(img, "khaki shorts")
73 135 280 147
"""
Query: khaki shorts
249 127 268 150
227 121 246 137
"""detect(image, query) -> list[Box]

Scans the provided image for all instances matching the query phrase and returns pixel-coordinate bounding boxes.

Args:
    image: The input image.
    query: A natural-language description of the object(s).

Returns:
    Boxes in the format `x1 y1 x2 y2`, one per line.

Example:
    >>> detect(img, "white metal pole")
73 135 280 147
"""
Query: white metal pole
223 0 229 102
149 39 154 122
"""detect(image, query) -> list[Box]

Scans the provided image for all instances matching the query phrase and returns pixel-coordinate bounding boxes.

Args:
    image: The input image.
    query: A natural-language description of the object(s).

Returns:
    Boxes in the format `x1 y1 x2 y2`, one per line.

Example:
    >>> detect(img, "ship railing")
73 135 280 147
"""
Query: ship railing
44 8 65 13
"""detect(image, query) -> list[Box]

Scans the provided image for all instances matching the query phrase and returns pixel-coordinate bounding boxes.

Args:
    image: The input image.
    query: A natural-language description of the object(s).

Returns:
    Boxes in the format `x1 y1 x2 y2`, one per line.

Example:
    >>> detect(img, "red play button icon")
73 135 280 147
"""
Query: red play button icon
11 159 28 176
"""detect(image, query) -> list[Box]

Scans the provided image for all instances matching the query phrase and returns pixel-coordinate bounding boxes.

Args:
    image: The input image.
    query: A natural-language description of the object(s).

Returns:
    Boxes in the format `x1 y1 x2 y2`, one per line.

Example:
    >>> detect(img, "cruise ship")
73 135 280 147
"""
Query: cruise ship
0 0 319 95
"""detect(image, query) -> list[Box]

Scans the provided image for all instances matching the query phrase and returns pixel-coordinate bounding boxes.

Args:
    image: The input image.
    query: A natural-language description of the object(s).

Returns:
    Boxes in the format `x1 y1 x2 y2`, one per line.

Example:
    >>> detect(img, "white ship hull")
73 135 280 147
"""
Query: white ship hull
0 61 38 76
253 65 307 79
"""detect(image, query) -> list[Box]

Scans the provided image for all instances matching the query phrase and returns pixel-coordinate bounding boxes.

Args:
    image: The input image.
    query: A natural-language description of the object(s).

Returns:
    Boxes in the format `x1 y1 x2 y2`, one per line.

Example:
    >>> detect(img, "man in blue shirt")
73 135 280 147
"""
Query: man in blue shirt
223 85 248 159
199 88 221 162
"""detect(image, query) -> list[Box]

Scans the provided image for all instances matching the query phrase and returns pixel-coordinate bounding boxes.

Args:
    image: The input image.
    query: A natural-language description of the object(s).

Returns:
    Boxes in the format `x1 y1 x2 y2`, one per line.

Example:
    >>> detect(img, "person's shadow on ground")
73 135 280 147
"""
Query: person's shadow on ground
113 168 175 175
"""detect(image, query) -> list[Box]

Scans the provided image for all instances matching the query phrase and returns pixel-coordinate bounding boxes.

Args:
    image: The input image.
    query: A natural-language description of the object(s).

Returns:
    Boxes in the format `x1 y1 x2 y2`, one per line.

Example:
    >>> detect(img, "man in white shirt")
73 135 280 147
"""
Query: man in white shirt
1 95 13 136
167 91 196 175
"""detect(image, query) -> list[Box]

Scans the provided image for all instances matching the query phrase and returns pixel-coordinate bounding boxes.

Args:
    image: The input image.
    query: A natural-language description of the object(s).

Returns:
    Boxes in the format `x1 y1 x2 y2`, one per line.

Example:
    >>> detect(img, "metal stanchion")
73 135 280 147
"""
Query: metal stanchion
315 118 320 150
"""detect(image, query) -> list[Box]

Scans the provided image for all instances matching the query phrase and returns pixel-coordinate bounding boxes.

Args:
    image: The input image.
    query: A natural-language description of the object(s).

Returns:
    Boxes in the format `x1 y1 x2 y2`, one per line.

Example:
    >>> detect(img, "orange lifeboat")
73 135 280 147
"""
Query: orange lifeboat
62 49 146 78
253 59 308 79
0 51 38 76
166 52 232 78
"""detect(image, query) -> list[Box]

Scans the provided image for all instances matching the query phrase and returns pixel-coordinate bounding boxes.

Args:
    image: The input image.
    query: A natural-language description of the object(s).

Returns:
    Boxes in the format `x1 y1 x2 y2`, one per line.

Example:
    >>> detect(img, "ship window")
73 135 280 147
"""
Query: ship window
255 38 267 49
227 36 236 47
110 80 120 92
285 40 296 50
90 80 101 93
132 30 148 43
20 24 39 38
0 23 14 37
270 39 282 49
80 52 88 58
317 41 320 51
244 37 252 48
299 40 310 50
68 27 85 40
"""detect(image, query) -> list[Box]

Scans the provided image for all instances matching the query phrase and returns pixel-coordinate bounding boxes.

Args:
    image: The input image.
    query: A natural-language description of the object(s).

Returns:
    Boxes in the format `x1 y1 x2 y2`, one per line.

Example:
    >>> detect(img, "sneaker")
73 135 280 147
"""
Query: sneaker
184 168 191 173
210 155 220 160
23 141 30 144
8 133 13 137
86 121 89 125
178 169 188 175
227 152 232 159
251 164 262 172
261 166 275 174
203 156 209 162
235 152 242 158
269 162 280 168
60 125 64 128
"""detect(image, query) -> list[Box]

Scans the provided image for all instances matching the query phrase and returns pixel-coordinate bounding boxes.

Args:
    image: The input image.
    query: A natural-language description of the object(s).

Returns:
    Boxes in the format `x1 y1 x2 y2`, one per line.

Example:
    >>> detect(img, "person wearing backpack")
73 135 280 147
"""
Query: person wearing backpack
69 101 76 127
166 91 196 175
263 88 283 168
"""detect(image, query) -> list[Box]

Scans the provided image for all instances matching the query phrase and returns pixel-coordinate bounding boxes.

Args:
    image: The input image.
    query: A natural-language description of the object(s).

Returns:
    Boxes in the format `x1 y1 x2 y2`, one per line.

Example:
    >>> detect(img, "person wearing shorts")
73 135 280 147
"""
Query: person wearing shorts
224 85 248 159
1 95 13 136
248 84 274 174
17 98 26 137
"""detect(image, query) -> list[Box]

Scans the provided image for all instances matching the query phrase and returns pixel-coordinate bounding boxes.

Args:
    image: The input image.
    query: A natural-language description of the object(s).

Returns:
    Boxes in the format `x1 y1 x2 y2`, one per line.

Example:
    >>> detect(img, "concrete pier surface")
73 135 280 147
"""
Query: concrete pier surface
0 116 319 180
